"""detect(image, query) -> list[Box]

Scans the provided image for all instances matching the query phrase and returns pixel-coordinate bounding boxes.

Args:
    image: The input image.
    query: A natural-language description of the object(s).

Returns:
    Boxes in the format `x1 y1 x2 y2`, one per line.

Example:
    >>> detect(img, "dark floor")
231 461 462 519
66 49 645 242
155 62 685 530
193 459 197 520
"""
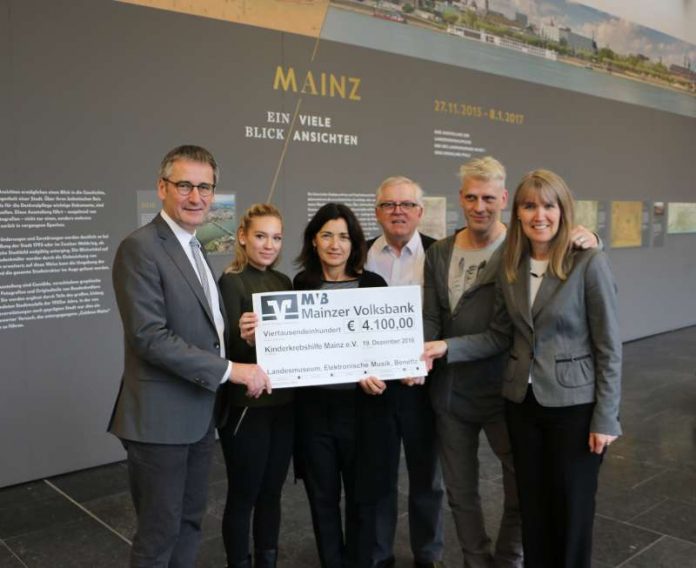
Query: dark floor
2 326 696 567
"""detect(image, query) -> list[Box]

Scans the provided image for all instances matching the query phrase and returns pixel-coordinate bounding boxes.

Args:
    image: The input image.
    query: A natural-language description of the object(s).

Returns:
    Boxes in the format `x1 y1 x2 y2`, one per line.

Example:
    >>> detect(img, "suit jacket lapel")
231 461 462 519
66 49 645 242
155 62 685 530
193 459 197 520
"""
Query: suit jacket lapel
531 271 561 319
154 215 215 326
514 256 534 330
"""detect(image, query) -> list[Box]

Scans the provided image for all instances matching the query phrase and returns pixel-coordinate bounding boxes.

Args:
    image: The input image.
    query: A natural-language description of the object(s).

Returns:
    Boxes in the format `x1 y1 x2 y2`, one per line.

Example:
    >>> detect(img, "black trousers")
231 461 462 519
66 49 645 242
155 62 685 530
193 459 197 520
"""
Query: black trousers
124 425 215 568
297 387 359 568
218 403 294 564
359 383 444 565
505 388 603 568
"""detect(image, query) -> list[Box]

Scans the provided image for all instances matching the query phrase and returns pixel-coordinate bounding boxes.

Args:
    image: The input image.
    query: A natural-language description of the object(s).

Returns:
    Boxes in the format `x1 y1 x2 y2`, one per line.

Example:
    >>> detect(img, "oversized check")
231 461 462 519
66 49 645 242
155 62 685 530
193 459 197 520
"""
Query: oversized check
252 285 426 388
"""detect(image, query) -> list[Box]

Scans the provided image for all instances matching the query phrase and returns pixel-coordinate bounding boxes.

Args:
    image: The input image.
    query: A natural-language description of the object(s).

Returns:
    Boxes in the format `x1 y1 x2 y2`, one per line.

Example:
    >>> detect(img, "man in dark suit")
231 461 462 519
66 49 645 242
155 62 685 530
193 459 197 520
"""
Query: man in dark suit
362 176 444 568
109 145 270 567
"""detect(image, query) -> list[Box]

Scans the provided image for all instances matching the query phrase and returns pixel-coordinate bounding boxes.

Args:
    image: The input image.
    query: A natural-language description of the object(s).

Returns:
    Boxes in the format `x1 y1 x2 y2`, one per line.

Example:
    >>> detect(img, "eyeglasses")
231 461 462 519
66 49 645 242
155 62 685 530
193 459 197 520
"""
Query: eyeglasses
162 178 215 197
377 201 421 212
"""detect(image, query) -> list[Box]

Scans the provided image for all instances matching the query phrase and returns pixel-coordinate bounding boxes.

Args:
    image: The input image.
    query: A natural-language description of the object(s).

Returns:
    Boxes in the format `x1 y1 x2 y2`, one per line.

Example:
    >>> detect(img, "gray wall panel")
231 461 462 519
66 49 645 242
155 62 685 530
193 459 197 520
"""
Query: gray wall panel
0 0 694 485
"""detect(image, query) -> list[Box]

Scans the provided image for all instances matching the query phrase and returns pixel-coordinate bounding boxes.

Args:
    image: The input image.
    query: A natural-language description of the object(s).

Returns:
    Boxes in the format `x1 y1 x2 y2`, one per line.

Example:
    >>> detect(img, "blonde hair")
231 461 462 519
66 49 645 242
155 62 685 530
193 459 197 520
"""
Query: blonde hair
224 203 283 273
458 156 506 189
503 169 575 283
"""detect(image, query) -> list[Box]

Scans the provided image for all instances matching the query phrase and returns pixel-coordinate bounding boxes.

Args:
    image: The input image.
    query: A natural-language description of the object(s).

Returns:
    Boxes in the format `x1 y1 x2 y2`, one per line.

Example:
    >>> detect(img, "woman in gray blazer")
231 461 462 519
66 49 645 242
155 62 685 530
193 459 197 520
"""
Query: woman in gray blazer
424 169 621 568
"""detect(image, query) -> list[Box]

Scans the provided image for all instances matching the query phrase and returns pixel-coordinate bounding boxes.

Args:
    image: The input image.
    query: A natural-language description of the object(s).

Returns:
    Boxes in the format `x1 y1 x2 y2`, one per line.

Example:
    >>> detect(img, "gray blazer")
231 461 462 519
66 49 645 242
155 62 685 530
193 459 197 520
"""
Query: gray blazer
446 248 622 436
423 235 507 422
108 214 229 444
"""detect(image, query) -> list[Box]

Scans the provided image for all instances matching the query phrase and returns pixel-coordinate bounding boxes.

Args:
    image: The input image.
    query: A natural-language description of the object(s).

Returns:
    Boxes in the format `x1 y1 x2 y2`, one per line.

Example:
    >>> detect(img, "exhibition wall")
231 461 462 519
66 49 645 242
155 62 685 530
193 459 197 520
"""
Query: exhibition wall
0 0 694 486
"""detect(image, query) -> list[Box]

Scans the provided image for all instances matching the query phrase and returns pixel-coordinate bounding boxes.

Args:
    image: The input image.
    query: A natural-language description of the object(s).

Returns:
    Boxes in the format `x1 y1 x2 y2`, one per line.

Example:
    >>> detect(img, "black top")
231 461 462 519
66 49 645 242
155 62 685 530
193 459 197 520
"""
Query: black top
217 264 294 411
293 269 387 291
293 269 388 390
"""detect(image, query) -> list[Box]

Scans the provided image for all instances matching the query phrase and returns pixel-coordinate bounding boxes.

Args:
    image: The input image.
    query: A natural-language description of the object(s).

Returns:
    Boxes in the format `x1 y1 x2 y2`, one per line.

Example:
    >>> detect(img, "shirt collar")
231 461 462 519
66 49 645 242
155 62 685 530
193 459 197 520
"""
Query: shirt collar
380 231 422 256
160 209 197 250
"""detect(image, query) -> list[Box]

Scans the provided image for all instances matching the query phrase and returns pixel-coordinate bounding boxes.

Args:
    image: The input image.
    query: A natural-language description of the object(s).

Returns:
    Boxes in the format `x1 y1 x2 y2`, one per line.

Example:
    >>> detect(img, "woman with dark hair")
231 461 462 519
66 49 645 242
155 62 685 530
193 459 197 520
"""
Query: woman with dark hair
424 170 621 568
294 203 386 568
295 202 376 290
217 203 294 568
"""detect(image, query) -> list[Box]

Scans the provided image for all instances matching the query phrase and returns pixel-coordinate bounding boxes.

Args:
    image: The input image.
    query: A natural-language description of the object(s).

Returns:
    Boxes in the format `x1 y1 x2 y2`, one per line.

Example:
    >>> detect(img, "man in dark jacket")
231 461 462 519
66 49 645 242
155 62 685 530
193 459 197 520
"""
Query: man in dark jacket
423 157 522 568
363 176 444 568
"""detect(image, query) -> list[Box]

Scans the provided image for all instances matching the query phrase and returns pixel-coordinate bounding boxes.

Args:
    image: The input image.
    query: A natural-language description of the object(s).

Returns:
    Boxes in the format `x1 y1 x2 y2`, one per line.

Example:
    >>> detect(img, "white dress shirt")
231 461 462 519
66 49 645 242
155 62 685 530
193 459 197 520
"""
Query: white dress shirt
365 231 425 287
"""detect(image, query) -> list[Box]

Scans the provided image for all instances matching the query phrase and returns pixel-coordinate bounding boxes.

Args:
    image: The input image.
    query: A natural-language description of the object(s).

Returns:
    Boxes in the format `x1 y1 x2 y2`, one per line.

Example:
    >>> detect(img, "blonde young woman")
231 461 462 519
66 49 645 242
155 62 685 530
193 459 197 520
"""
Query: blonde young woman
424 170 621 568
216 204 293 568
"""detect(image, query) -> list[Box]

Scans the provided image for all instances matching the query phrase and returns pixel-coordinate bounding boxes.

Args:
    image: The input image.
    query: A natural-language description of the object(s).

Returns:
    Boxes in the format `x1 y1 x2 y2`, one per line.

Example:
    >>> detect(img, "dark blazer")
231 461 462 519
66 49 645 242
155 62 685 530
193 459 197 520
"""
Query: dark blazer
446 248 622 436
423 234 507 421
108 213 229 444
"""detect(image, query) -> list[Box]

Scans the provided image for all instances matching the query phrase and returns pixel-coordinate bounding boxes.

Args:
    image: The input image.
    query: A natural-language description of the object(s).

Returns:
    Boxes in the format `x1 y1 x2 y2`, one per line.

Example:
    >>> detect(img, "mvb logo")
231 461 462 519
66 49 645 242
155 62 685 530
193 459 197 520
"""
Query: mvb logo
260 294 299 321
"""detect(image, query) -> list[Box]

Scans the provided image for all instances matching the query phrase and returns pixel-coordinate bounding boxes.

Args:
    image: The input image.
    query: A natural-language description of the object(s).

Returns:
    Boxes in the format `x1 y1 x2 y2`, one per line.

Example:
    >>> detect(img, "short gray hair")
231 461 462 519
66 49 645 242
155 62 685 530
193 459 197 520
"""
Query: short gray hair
458 156 505 189
375 176 424 205
158 145 220 185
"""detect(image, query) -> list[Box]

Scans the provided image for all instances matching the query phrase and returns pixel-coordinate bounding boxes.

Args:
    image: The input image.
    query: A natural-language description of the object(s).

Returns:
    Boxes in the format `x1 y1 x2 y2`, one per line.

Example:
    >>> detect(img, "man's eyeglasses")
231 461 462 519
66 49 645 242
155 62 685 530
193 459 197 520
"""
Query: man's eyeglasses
377 201 421 212
162 178 216 197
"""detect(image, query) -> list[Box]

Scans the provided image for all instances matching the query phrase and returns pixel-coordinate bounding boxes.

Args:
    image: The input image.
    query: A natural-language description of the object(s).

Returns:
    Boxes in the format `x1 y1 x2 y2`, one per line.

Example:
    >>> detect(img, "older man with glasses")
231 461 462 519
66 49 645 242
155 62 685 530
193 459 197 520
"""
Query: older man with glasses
361 176 445 568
